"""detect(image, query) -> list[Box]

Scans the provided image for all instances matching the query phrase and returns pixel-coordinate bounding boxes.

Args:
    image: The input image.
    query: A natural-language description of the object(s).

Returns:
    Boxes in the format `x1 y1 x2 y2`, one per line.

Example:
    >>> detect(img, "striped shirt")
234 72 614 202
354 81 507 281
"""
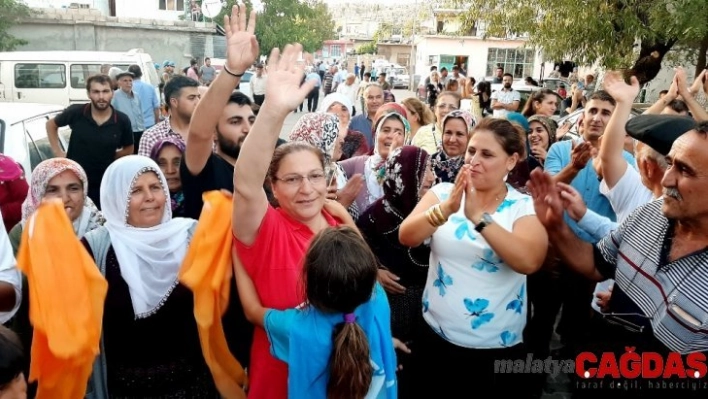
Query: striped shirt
596 199 708 354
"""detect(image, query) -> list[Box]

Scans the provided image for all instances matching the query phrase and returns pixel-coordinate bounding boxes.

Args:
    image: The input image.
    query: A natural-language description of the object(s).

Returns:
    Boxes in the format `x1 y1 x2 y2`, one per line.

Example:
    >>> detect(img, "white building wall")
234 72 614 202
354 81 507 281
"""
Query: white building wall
415 36 555 82
114 0 185 20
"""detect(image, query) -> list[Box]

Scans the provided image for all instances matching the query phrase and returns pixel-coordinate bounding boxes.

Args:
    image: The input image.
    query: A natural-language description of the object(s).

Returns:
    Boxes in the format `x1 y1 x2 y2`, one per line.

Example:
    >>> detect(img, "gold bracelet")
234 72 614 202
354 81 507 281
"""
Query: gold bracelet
425 209 439 227
432 204 447 225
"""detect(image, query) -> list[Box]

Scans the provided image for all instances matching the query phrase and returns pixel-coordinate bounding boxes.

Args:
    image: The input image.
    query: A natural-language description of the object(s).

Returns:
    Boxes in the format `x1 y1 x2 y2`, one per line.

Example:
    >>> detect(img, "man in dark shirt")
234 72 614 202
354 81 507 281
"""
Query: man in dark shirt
47 74 134 209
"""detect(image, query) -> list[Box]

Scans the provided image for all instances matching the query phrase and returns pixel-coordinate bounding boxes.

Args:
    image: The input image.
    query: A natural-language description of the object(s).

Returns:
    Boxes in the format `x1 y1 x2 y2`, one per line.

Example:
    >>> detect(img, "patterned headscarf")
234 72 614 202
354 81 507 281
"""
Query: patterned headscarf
149 136 186 161
382 146 431 217
149 137 186 216
431 110 476 184
288 112 340 166
21 158 104 237
527 115 558 150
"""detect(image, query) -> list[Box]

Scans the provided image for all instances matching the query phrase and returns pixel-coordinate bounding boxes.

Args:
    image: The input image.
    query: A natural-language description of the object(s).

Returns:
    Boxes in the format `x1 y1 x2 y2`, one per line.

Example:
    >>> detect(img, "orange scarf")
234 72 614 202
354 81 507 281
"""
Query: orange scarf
16 199 107 399
179 191 247 398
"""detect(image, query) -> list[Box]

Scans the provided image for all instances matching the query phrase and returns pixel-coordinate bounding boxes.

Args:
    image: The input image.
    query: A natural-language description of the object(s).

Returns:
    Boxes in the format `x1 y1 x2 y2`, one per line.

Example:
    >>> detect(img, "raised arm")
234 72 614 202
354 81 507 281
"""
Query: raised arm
676 67 708 121
232 44 316 244
185 4 258 176
597 72 639 189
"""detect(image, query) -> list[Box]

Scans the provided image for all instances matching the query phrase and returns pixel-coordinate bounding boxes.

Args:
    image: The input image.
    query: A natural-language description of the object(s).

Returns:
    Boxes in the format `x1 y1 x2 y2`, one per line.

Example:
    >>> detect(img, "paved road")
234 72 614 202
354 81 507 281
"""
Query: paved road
278 88 417 139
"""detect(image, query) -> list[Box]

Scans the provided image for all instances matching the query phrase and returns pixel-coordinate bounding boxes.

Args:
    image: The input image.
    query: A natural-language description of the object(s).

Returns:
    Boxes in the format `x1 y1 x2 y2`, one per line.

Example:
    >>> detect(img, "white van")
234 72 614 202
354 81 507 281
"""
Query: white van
0 48 160 107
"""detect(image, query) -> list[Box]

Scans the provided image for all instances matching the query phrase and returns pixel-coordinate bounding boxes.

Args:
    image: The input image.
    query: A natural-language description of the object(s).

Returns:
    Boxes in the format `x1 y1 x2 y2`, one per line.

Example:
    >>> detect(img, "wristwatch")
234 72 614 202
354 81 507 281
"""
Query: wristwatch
474 213 494 233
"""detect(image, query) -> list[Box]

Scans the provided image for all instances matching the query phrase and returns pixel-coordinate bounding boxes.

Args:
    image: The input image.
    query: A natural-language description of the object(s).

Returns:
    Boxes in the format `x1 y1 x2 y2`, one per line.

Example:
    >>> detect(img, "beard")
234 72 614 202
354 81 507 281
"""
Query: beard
503 83 512 89
92 99 110 110
216 129 244 160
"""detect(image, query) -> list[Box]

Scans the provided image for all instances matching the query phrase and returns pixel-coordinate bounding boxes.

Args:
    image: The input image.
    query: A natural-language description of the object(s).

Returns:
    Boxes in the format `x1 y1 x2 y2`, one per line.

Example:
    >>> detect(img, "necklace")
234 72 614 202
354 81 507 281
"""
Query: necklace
473 185 508 214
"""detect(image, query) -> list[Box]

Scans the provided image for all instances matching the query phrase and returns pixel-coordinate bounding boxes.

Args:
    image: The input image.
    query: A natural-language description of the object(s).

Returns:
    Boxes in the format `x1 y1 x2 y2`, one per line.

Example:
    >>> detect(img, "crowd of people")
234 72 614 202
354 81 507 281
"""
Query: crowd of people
1 4 708 399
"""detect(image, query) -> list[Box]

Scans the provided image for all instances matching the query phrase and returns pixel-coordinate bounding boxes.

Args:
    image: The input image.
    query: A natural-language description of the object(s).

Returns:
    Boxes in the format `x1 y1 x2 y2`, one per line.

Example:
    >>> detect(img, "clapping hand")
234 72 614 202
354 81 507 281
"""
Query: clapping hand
262 44 317 116
526 168 564 230
223 4 259 74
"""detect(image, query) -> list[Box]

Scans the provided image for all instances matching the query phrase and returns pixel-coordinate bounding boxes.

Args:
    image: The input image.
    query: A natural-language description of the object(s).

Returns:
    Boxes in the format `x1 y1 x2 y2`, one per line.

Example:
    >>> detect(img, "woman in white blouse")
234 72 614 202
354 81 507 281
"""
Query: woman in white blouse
399 117 548 397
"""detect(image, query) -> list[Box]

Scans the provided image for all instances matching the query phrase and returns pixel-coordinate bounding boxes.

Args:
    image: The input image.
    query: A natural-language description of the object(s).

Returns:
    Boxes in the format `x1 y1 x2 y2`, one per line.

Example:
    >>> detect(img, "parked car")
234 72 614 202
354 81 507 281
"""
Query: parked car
539 78 568 92
212 60 254 100
0 103 71 182
554 107 643 141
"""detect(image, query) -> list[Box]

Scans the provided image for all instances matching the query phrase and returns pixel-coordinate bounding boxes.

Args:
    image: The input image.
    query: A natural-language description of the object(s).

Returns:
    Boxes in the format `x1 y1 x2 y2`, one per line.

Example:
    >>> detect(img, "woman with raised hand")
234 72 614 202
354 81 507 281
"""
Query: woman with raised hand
232 43 350 398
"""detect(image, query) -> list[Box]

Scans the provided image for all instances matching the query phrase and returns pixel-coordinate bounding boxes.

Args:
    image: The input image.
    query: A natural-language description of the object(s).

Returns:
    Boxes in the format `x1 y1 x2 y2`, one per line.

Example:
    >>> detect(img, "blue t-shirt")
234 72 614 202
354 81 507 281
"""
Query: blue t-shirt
264 283 398 399
350 114 374 148
544 140 636 243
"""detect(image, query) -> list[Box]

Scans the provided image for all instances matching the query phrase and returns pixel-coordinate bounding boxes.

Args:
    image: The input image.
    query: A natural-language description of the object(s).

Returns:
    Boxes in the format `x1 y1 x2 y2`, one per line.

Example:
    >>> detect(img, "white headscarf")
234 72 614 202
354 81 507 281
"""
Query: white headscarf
100 155 195 319
318 92 353 116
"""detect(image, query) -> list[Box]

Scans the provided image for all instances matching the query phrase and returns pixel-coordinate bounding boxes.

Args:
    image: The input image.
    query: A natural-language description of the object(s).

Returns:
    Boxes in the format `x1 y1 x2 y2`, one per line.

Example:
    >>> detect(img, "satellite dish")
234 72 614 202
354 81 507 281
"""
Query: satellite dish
202 0 224 19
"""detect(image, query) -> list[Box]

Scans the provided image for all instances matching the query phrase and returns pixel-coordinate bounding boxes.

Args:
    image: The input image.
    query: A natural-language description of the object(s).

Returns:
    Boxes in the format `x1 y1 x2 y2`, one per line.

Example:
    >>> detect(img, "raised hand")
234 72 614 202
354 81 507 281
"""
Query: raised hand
570 141 593 171
440 166 468 217
603 71 640 104
262 44 317 116
526 168 564 230
223 4 259 74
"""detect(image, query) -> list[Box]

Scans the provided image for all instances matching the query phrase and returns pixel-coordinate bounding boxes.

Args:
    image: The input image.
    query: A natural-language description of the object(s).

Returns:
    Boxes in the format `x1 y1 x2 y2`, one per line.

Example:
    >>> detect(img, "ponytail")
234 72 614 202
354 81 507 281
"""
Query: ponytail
327 318 372 399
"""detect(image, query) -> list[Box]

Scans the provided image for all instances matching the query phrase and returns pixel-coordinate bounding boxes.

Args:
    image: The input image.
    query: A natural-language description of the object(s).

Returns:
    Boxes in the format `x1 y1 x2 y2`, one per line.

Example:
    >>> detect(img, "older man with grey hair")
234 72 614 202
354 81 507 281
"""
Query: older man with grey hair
336 73 359 116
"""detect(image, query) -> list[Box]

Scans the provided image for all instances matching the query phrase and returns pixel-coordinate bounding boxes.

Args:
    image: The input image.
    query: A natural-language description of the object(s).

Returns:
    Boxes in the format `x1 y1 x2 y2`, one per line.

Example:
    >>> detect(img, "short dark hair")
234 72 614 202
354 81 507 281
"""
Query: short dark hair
452 65 460 71
364 72 371 78
190 58 197 66
0 325 24 391
430 66 437 71
85 74 112 91
163 75 199 109
128 64 142 79
229 91 252 107
440 67 448 72
503 73 514 79
588 90 616 107
379 72 387 78
667 99 689 114
204 57 210 62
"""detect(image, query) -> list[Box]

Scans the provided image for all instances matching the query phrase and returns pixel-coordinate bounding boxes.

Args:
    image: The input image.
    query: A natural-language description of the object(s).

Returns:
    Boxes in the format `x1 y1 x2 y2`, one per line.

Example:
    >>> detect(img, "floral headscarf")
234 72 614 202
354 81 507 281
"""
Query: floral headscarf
382 146 431 217
289 112 340 166
431 110 476 184
21 158 104 237
149 137 186 217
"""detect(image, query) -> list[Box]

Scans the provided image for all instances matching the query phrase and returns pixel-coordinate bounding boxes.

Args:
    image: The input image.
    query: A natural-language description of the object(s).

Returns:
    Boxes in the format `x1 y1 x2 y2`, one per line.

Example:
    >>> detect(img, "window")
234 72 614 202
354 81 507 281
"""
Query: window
70 64 102 89
159 0 184 11
486 48 535 79
330 45 341 58
14 64 66 89
23 116 62 170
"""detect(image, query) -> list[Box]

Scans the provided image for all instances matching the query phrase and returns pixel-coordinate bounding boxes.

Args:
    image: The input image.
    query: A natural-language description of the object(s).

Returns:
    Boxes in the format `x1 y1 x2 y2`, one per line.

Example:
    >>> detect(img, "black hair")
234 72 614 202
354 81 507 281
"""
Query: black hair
163 75 200 109
0 326 24 391
588 90 616 107
128 64 142 79
228 91 253 107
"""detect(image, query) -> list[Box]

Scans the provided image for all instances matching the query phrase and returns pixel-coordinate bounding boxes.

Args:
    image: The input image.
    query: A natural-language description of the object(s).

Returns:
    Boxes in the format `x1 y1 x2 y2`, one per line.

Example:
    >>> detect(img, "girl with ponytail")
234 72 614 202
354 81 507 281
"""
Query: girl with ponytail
234 226 399 398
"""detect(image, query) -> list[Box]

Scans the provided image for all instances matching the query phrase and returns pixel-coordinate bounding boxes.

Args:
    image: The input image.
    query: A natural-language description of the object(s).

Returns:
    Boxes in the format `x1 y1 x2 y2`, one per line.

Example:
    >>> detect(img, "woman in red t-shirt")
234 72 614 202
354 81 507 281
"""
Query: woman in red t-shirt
231 45 355 398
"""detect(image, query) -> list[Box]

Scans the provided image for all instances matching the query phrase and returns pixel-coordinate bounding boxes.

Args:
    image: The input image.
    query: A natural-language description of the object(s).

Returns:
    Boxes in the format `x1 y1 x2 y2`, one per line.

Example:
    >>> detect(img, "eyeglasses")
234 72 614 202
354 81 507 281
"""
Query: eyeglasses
436 104 458 111
273 171 326 187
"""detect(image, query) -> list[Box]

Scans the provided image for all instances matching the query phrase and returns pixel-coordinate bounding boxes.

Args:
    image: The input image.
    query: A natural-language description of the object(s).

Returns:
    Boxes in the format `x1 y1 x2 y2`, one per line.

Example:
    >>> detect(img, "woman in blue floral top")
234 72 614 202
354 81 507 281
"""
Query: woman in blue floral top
399 118 549 397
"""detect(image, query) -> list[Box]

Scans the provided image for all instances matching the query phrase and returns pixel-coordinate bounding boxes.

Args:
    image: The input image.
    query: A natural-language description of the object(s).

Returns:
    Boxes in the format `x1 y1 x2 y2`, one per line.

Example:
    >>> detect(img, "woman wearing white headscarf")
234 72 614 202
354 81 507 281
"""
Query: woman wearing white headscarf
81 155 218 398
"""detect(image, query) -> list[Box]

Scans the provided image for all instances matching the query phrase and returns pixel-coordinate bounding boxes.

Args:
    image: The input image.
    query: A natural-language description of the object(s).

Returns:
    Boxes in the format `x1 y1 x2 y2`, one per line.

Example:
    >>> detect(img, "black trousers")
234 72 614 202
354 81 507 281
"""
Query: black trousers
132 131 143 155
408 322 532 398
307 88 319 112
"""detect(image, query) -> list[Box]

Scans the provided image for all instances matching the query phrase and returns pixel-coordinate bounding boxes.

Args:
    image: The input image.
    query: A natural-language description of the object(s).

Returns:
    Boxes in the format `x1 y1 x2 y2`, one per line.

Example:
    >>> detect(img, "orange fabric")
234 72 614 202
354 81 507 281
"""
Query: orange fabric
16 199 107 399
179 191 247 399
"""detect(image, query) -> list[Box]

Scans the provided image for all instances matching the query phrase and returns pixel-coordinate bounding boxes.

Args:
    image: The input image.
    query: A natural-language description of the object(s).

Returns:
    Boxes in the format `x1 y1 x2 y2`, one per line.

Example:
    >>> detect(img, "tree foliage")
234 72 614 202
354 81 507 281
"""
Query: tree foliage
356 42 377 55
0 0 30 51
454 0 708 81
216 0 335 55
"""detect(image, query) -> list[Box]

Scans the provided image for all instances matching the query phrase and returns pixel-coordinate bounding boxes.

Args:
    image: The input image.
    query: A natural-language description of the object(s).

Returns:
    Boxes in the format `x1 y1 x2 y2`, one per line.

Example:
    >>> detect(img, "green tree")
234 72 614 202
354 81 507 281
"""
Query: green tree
216 0 335 55
357 42 377 55
0 0 30 51
454 0 708 83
